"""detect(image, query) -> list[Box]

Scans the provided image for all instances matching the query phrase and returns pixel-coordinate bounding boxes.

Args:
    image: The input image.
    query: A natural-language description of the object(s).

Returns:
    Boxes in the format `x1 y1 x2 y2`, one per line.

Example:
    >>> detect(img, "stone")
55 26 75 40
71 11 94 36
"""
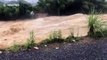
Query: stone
72 39 76 42
55 47 59 50
34 47 39 50
0 51 2 54
44 45 47 47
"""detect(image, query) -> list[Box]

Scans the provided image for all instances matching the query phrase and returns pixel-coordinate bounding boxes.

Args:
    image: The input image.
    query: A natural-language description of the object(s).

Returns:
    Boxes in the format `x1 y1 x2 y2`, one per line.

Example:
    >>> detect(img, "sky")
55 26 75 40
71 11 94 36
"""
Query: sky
25 0 38 4
0 0 39 5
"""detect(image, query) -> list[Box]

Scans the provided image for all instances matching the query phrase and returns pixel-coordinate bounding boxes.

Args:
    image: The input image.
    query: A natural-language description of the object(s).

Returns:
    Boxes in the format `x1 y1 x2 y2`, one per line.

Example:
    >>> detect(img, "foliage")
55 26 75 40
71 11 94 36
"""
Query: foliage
7 44 21 52
0 0 107 18
37 0 107 15
6 31 36 52
0 1 34 19
0 5 19 19
37 0 73 15
88 10 107 37
81 0 106 13
66 32 80 42
19 1 33 16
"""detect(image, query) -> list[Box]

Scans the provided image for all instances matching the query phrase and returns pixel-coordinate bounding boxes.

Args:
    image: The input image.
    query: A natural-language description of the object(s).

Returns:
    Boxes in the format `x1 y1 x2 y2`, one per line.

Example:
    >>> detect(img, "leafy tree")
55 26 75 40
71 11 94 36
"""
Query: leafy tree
37 0 74 15
0 0 34 19
19 0 33 17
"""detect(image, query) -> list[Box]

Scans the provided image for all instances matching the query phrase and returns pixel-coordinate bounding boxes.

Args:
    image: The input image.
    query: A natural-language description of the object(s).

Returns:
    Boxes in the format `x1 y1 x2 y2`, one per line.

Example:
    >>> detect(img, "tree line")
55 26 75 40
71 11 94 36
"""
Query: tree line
37 0 107 15
0 0 107 19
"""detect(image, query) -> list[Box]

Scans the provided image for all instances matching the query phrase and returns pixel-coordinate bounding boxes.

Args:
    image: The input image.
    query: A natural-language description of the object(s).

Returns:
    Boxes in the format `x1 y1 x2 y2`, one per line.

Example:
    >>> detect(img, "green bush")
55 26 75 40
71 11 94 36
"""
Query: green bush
88 10 107 37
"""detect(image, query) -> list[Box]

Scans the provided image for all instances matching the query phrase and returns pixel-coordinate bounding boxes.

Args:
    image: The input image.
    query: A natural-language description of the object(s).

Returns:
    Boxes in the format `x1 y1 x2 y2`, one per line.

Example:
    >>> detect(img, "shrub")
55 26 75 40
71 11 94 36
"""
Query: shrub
88 10 107 37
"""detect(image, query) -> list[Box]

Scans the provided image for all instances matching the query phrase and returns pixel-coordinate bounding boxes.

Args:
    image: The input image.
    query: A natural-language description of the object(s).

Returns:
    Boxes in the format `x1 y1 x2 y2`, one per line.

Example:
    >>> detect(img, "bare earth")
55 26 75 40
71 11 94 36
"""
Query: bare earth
0 13 106 49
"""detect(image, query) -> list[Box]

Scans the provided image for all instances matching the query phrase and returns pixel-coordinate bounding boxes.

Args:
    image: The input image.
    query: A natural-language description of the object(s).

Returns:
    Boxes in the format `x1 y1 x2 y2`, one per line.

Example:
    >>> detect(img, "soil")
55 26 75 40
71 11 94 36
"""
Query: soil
0 13 106 49
0 37 107 60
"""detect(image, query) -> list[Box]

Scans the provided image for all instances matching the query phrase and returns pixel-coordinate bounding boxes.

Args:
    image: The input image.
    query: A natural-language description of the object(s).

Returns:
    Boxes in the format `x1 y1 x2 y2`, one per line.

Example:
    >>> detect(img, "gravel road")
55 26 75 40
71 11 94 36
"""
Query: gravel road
0 38 107 60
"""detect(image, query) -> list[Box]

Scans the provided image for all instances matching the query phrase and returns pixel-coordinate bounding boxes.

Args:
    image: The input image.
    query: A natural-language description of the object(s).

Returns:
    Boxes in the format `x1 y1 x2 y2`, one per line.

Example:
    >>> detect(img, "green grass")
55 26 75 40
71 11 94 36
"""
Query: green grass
6 44 21 52
41 30 64 44
24 31 35 50
88 10 107 37
6 31 36 52
65 30 80 42
41 29 81 44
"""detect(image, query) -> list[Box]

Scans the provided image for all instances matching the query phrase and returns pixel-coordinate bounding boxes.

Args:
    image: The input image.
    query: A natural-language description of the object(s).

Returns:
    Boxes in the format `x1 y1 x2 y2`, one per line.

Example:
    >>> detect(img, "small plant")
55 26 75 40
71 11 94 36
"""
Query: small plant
42 30 64 44
6 31 36 52
24 31 35 50
66 31 80 43
7 44 21 52
88 10 107 37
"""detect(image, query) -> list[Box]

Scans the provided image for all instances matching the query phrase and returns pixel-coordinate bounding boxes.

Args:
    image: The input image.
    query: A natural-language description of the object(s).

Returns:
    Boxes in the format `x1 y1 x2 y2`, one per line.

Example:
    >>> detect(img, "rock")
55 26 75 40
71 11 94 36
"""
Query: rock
44 45 47 47
55 47 59 50
0 13 90 49
34 47 39 50
72 39 76 42
0 51 2 54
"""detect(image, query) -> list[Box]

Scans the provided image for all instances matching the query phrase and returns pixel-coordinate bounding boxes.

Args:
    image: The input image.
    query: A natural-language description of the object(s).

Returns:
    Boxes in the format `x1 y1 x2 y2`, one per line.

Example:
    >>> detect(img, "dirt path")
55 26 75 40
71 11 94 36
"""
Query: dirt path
0 13 106 49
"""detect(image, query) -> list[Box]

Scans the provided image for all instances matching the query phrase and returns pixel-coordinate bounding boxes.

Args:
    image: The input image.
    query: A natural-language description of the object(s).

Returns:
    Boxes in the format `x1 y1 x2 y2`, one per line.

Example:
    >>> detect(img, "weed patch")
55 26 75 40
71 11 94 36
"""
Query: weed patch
65 30 80 42
41 30 64 44
6 44 21 52
24 31 35 50
88 11 107 37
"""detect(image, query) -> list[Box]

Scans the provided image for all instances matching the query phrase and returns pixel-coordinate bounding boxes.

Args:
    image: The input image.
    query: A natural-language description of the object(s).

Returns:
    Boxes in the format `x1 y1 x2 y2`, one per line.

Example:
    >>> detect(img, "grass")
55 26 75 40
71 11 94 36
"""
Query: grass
88 10 107 37
41 29 81 44
6 44 21 52
24 31 35 50
6 31 36 52
66 32 80 43
6 29 81 52
41 30 64 44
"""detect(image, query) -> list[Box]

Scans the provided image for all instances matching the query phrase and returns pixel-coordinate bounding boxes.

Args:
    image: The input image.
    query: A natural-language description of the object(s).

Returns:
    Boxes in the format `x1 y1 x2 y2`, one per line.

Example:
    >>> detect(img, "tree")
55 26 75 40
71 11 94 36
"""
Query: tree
0 0 33 19
37 0 74 15
19 0 33 17
37 0 107 15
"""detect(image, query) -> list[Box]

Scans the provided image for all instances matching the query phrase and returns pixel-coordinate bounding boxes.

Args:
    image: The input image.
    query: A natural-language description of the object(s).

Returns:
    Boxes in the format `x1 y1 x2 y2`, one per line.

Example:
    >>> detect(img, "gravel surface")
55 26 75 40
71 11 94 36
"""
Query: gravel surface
0 38 107 60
